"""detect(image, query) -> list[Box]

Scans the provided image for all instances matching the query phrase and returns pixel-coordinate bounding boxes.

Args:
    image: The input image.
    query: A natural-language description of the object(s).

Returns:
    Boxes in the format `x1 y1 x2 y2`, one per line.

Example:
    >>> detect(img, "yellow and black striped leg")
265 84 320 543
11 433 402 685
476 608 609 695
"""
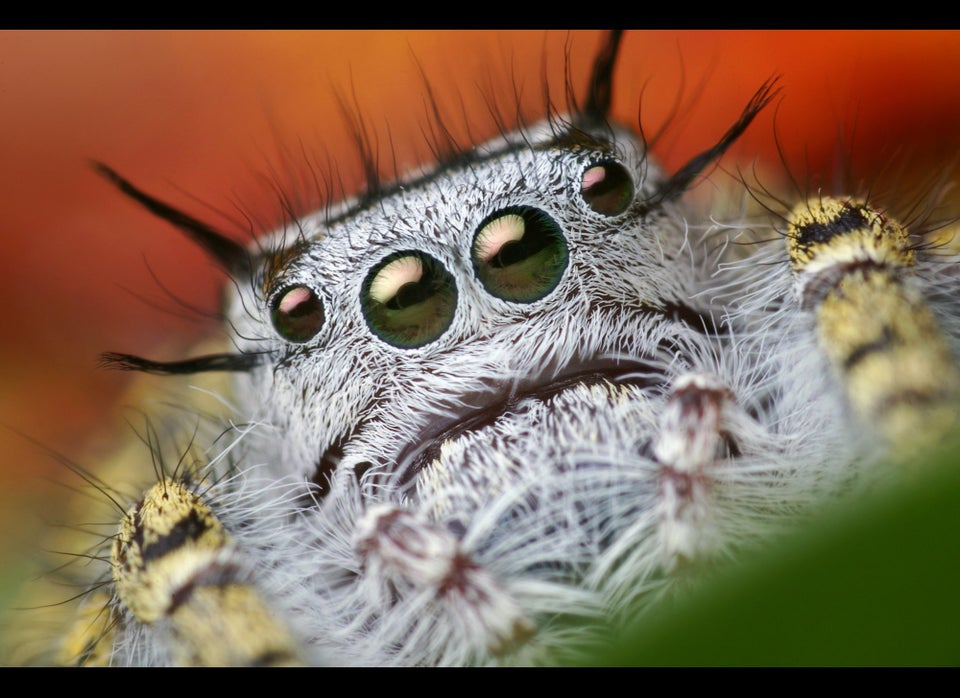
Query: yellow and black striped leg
111 479 303 666
787 197 960 459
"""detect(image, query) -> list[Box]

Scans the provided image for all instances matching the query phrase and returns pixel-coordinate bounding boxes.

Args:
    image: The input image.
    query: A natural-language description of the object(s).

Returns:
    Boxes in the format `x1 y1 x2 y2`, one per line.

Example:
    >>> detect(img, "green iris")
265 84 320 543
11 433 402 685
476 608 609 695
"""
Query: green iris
362 251 457 348
472 206 567 303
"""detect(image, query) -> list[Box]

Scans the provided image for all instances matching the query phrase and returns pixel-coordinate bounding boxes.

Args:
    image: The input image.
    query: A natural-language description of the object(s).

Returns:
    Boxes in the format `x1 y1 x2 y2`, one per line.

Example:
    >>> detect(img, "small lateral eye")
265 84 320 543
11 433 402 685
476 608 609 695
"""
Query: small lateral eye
362 251 457 348
472 206 567 303
271 285 324 343
581 161 634 216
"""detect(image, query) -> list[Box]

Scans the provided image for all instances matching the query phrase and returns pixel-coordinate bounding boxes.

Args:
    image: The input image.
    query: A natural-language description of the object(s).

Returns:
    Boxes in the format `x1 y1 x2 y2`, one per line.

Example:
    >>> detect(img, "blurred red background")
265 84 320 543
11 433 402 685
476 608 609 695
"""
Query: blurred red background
2 30 960 580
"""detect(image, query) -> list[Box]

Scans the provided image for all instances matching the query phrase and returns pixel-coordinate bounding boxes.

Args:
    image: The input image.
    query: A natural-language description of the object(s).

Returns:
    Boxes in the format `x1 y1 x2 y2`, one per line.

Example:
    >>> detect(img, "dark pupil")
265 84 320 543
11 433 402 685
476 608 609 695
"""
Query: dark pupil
388 280 431 309
493 239 526 268
288 297 316 318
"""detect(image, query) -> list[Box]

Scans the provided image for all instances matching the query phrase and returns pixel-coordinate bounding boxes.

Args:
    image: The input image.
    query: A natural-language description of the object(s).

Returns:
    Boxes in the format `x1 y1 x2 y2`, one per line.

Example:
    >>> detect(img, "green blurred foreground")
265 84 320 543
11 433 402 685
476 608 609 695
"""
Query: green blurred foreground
576 451 960 666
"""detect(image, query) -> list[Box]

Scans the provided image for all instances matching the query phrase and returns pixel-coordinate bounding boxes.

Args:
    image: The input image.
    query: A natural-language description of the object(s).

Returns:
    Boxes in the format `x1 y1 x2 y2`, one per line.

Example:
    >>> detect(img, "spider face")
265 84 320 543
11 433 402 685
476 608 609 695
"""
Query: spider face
230 124 678 493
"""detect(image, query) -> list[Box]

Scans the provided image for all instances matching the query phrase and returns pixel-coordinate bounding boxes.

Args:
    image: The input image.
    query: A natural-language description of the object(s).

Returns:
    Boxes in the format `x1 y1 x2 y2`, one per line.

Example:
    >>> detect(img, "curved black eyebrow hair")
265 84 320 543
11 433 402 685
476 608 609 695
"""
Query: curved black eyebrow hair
94 163 266 375
92 162 252 276
652 76 781 205
581 29 623 125
99 351 265 375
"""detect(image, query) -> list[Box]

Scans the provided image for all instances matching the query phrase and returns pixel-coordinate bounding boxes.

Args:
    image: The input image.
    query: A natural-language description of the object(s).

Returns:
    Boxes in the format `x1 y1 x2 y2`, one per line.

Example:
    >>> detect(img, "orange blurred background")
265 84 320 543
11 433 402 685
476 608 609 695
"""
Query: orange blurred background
2 30 960 597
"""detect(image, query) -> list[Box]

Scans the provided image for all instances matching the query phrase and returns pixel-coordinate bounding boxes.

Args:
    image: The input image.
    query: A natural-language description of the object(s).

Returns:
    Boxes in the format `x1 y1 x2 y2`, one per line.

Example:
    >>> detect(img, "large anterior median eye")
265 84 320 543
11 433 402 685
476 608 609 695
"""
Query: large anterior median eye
581 161 634 216
362 251 457 348
271 285 324 343
472 206 567 303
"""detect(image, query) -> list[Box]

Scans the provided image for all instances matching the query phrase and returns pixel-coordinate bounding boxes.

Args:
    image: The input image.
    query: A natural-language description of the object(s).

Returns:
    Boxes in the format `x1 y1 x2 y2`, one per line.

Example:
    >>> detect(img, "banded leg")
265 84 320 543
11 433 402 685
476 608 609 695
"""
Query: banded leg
787 198 960 458
653 374 736 572
111 479 302 666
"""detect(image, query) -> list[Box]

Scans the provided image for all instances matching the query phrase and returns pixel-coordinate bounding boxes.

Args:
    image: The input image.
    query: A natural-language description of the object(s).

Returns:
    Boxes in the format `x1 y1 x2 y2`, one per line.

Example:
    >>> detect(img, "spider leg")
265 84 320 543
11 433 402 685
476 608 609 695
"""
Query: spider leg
786 198 960 459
